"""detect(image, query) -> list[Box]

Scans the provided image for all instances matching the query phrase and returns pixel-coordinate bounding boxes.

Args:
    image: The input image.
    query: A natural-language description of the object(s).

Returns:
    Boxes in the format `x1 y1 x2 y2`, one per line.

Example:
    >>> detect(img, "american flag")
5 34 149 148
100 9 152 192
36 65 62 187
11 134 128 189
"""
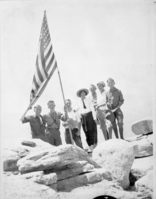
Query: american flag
30 11 57 102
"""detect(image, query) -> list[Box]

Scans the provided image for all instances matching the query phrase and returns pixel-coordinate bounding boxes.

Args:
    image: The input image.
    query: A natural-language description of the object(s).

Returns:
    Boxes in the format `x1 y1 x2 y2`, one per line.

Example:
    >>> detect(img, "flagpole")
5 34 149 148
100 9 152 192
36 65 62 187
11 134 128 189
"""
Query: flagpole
56 64 74 145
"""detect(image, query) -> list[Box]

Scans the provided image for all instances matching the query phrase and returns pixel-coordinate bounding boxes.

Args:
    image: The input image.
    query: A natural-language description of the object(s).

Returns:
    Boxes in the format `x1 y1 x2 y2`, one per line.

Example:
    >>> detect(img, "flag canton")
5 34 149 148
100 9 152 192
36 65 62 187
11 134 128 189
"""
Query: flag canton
40 15 51 50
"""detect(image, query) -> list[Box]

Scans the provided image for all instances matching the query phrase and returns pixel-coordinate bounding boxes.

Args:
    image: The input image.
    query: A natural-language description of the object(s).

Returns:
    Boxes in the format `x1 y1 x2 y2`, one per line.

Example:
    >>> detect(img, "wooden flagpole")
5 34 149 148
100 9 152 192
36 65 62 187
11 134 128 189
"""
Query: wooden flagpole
56 65 74 145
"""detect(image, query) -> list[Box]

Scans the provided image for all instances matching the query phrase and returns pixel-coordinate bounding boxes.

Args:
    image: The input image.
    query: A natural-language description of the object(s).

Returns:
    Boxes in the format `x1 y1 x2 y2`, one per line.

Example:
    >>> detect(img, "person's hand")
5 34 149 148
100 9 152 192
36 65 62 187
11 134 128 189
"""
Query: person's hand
76 130 80 136
95 105 99 110
105 112 111 119
64 105 67 112
28 106 32 110
112 108 117 113
94 119 98 124
106 103 112 109
62 122 68 127
67 118 73 125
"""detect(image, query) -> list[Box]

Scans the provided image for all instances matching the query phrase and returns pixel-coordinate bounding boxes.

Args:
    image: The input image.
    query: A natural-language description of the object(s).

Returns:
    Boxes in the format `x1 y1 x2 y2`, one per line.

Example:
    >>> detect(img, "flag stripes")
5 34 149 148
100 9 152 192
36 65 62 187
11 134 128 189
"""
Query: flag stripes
45 45 52 63
30 11 57 101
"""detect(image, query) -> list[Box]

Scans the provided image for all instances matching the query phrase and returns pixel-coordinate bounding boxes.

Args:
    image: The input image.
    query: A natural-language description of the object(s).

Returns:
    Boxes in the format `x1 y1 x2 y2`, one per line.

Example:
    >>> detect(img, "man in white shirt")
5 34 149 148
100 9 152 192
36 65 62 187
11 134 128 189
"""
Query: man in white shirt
77 88 97 153
62 99 83 149
96 81 112 140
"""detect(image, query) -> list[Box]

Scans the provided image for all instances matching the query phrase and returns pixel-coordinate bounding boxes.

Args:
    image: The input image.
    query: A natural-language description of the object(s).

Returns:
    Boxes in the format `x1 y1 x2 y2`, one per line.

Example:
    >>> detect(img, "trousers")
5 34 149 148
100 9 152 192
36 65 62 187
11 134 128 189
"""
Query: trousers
65 128 83 149
81 112 97 146
46 128 62 146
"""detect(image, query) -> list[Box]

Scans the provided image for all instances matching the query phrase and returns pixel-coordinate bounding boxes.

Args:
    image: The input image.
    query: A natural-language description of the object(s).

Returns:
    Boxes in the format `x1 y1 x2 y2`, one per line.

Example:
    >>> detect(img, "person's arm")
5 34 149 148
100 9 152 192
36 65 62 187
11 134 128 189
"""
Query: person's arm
112 102 124 112
96 92 107 110
112 90 124 112
88 98 97 121
60 105 68 122
96 102 106 110
20 106 32 123
105 111 111 119
106 92 112 109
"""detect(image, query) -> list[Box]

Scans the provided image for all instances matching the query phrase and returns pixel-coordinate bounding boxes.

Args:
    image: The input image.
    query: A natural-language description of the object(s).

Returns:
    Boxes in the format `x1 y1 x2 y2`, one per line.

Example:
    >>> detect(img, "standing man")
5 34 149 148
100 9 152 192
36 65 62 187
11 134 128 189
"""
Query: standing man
43 100 63 146
96 81 113 140
21 105 47 142
62 99 83 149
89 84 98 148
77 88 97 153
106 78 124 139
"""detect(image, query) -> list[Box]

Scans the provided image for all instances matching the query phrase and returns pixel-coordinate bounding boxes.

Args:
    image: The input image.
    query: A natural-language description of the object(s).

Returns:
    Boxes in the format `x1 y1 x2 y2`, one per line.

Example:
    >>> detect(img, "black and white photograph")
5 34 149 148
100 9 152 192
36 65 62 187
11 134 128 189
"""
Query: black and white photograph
0 0 156 198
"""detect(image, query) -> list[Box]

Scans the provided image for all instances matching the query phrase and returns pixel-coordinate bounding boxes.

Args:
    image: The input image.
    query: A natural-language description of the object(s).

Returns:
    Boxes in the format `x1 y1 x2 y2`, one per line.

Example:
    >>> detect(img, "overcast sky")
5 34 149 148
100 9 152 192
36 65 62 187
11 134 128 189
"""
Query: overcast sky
1 0 155 142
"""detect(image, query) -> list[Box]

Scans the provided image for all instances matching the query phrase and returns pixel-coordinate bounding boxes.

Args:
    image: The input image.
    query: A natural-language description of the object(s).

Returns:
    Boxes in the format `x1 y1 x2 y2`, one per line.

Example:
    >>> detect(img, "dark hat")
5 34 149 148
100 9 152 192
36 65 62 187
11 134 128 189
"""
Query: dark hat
77 88 89 97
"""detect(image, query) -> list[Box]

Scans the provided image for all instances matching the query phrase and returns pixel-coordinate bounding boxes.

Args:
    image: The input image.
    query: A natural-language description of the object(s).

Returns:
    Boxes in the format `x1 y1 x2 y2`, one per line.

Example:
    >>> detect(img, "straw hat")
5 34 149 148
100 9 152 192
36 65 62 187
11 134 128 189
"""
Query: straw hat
77 88 89 97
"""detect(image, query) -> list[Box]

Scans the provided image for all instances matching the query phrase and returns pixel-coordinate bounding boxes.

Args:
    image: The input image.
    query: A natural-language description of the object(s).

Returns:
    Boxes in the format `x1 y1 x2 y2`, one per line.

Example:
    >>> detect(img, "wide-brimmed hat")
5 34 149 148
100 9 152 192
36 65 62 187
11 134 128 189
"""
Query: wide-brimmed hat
77 88 89 97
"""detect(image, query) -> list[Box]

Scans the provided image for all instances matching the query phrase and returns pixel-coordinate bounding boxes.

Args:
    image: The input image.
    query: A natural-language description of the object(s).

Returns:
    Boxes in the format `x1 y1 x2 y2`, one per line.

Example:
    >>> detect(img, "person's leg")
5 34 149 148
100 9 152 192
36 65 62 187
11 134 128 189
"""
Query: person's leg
87 113 97 150
115 109 124 139
96 109 108 140
40 134 48 142
46 129 55 145
81 116 90 146
109 112 119 139
54 129 62 146
93 124 98 148
99 118 109 140
112 120 119 138
81 121 90 146
106 119 113 139
65 129 72 144
77 136 83 149
72 128 83 149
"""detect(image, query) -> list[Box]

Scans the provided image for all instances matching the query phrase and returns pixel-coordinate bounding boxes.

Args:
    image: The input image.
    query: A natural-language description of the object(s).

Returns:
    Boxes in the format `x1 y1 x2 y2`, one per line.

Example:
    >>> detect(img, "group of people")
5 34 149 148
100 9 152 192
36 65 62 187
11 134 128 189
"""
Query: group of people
21 78 124 153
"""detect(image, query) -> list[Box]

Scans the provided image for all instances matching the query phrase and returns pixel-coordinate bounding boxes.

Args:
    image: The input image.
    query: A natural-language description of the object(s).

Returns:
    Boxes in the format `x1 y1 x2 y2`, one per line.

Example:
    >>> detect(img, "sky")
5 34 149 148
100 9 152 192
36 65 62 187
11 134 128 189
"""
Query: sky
0 0 155 146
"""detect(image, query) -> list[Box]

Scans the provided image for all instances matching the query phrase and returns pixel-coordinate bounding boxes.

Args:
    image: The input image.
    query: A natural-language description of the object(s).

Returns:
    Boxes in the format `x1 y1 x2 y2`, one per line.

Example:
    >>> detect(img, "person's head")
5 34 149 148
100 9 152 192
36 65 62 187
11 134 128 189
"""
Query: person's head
65 99 72 109
80 91 87 99
47 100 55 110
97 81 105 92
77 88 89 99
34 105 42 116
89 84 97 92
107 78 115 88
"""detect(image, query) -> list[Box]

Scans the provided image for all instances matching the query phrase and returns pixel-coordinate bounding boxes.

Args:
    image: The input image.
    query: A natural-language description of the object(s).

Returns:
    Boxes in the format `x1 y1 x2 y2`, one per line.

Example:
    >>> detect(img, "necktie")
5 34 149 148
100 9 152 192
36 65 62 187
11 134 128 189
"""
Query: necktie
37 116 42 125
82 99 86 109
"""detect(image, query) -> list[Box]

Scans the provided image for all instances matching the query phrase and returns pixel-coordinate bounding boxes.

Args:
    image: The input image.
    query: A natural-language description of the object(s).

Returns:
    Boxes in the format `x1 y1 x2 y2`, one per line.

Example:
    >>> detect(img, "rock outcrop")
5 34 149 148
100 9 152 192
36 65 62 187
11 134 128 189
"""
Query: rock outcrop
135 170 153 198
17 144 100 174
131 119 153 135
3 173 144 199
2 131 154 199
57 168 112 191
131 155 153 180
3 138 54 171
92 139 137 189
129 137 153 157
